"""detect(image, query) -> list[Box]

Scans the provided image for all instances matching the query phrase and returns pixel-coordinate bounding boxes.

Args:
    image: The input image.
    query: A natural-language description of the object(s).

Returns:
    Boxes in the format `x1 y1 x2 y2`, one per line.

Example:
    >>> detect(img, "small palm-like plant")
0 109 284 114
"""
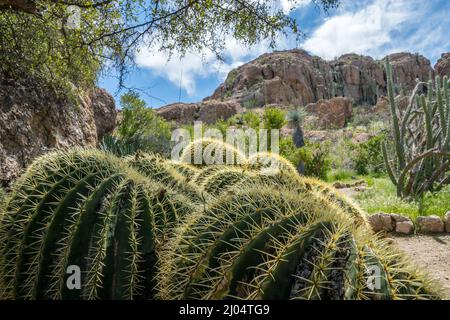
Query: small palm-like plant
287 108 307 174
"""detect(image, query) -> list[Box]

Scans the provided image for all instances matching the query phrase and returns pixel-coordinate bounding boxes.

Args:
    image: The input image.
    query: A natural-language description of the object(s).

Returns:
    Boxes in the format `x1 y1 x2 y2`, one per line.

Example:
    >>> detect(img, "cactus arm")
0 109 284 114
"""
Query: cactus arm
417 160 450 196
435 76 447 137
420 95 435 179
443 77 450 150
397 149 450 198
401 81 425 139
385 58 405 171
381 141 398 186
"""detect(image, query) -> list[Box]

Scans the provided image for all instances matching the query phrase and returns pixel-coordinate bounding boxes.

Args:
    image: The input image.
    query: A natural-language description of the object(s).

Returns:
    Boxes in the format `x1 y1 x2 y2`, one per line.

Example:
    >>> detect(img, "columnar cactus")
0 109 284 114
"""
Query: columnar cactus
156 186 441 300
0 150 194 300
382 58 450 198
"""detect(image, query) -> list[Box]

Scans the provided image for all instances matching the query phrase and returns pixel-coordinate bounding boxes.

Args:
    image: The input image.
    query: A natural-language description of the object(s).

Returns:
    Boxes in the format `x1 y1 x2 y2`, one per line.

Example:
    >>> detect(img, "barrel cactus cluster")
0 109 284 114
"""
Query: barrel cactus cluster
0 140 443 300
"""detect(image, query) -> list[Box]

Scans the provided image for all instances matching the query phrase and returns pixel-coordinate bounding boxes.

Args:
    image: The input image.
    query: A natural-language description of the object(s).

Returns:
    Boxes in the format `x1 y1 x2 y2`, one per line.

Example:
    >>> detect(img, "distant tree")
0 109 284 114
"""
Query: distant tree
101 91 173 156
0 0 340 92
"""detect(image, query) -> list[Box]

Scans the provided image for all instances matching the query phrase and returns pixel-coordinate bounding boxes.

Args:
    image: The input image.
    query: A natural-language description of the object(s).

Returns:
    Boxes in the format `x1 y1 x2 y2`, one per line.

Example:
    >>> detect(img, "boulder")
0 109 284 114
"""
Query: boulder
155 102 198 123
395 221 415 235
374 95 409 113
305 97 352 129
367 213 395 232
82 88 117 140
156 99 242 125
416 215 445 233
197 100 243 124
390 214 415 235
0 74 116 187
206 50 334 108
444 211 450 233
434 52 450 77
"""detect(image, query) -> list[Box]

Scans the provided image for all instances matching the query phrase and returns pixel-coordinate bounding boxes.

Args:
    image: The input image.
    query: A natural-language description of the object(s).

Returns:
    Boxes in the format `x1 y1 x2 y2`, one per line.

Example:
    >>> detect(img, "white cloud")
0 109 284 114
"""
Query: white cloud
279 0 311 13
134 0 309 96
135 36 289 96
302 0 417 60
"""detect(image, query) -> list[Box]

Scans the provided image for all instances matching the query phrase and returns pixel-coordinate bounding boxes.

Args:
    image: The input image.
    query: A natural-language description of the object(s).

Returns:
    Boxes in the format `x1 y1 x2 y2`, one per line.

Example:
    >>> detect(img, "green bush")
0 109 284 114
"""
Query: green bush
263 107 286 129
351 134 385 175
111 91 172 156
243 111 261 129
280 139 332 180
299 142 332 180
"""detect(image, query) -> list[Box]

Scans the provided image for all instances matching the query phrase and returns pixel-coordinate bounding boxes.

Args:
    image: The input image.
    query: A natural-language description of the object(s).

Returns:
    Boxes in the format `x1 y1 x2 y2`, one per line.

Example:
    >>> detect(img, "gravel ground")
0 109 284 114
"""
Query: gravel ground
391 234 450 299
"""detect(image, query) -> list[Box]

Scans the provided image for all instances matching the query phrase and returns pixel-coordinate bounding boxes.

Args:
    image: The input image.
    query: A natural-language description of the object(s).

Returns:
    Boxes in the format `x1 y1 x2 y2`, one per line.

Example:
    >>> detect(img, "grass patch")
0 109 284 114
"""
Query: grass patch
326 169 357 182
354 178 450 219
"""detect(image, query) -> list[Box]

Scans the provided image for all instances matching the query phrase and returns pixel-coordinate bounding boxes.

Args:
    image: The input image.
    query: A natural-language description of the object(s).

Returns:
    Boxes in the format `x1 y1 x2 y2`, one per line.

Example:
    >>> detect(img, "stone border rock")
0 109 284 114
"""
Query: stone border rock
368 211 450 235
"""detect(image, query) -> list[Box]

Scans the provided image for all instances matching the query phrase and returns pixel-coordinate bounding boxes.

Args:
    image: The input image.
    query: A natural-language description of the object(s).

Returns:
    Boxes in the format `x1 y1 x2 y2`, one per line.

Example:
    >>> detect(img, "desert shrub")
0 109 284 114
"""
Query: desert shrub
263 107 286 129
243 111 261 129
298 142 332 180
111 92 172 156
351 134 386 175
280 138 332 179
355 178 450 219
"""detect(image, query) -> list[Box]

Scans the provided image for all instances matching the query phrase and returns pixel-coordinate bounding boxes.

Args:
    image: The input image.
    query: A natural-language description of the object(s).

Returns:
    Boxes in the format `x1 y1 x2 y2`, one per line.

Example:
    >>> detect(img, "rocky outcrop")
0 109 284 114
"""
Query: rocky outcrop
387 52 434 92
330 53 385 106
0 75 116 187
83 88 117 140
305 97 352 128
435 52 450 77
156 99 242 124
205 50 435 108
206 50 334 108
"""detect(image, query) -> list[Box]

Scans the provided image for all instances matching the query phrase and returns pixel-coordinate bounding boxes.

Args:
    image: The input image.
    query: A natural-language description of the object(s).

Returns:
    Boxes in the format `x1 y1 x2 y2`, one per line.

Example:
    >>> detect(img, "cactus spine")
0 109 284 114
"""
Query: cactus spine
0 149 444 300
0 150 194 299
157 186 440 300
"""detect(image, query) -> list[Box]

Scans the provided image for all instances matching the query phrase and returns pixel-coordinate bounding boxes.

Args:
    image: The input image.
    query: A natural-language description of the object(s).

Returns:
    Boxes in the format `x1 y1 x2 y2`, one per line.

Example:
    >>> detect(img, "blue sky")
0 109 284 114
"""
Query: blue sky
98 0 450 109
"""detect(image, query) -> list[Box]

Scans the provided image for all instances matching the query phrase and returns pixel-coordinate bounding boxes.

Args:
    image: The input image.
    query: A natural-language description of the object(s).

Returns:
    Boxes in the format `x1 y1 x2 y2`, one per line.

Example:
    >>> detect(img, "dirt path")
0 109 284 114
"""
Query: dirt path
391 234 450 298
336 187 450 298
